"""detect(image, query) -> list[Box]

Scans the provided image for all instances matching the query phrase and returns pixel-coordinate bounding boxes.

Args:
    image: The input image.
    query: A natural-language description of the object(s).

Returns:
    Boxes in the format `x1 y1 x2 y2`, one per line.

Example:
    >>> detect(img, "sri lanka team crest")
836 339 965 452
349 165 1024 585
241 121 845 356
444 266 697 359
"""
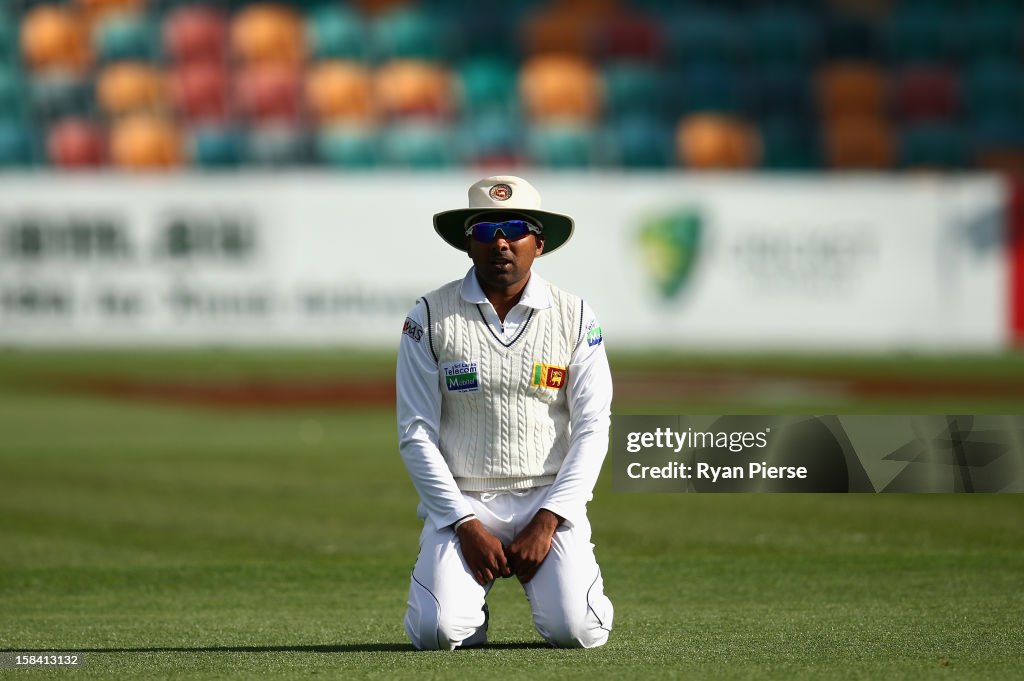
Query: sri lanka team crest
532 363 568 389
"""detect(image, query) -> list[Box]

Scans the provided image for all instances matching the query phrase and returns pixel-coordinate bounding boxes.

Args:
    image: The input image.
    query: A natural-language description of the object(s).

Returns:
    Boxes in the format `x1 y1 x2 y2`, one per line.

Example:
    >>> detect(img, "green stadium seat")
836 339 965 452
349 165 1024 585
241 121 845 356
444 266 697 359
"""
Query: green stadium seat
526 121 601 168
457 57 518 117
0 120 36 166
606 114 673 168
746 6 819 67
463 111 524 166
189 125 244 168
372 7 446 62
671 62 745 116
314 124 379 168
899 122 966 169
748 64 815 124
885 5 959 66
665 8 742 66
306 5 368 61
93 11 158 63
963 59 1024 123
963 5 1023 63
27 72 92 122
603 60 668 119
379 121 459 168
0 68 25 119
758 117 820 170
823 14 881 61
0 12 17 65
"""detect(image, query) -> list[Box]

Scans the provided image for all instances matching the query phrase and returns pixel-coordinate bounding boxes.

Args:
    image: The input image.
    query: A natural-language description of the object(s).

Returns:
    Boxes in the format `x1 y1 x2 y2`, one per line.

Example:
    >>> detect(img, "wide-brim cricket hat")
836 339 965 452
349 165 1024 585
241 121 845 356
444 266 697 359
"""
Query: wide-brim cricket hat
433 175 574 256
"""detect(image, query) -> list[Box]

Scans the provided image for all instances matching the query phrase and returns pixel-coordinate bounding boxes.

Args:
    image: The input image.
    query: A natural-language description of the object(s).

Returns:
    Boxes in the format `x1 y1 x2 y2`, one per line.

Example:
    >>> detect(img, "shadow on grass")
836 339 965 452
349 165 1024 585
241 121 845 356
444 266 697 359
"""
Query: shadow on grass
1 642 552 654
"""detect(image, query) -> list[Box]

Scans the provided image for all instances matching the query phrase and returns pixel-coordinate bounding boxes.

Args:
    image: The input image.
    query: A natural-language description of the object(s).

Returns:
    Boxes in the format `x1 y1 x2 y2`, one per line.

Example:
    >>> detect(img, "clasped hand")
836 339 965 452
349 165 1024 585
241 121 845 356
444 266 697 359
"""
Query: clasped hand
456 510 561 585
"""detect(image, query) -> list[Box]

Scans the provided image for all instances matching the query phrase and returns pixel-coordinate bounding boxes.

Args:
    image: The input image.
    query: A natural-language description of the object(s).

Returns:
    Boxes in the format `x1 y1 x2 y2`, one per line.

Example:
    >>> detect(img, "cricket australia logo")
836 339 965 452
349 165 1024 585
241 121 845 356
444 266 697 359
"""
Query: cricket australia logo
531 363 568 389
442 361 480 393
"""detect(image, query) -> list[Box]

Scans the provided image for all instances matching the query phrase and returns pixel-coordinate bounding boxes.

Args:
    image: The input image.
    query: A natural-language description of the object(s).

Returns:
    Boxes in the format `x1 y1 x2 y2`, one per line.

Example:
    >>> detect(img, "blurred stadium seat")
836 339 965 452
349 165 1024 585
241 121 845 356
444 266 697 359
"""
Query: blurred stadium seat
110 113 182 169
899 121 966 170
97 61 166 117
234 63 302 123
676 114 759 170
169 61 230 123
823 115 895 169
21 5 92 74
47 117 106 168
0 0 1022 172
305 60 375 123
314 123 379 168
230 3 304 67
519 54 601 122
187 124 243 168
374 59 453 119
92 10 157 63
526 120 601 168
817 62 888 121
306 5 368 61
0 119 35 166
162 5 228 65
379 120 459 167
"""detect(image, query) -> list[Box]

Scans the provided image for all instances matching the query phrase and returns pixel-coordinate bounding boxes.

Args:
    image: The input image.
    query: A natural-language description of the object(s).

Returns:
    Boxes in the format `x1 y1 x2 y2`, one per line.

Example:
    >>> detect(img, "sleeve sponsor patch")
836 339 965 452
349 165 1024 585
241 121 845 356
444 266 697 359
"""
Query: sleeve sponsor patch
402 317 424 342
532 362 568 389
585 320 603 347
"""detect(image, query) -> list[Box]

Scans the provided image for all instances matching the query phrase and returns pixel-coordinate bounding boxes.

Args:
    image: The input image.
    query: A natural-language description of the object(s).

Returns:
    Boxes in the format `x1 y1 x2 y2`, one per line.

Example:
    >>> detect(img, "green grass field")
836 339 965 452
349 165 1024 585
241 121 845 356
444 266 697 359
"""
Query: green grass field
1 350 1023 680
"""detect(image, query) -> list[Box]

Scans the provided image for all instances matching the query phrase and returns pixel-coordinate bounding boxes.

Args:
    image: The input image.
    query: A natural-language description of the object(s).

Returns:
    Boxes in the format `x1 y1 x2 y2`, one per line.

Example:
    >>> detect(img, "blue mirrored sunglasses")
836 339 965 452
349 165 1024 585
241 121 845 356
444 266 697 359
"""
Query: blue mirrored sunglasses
465 220 542 243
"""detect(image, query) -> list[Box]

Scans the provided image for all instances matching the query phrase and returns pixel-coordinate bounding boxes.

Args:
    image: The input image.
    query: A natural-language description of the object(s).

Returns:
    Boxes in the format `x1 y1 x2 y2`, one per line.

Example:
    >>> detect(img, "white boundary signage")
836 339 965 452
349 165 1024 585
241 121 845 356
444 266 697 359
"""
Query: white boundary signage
0 173 1010 350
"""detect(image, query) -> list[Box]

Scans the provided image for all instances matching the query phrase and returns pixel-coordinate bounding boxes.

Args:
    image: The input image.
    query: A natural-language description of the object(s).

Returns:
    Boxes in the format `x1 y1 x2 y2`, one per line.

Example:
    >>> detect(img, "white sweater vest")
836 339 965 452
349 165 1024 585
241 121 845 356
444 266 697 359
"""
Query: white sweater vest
421 278 584 492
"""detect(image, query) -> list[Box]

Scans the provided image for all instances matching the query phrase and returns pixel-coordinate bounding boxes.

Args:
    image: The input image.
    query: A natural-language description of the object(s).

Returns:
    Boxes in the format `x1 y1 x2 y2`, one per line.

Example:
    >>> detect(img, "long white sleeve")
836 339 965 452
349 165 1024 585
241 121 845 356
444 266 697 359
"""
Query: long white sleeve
540 302 612 528
395 301 475 531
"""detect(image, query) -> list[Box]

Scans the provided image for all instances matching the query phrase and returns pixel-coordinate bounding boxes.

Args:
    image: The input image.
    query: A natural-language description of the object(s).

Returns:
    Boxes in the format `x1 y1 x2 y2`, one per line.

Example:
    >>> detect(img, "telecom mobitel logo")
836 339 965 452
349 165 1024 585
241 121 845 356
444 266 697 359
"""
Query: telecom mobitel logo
637 210 703 300
442 361 479 393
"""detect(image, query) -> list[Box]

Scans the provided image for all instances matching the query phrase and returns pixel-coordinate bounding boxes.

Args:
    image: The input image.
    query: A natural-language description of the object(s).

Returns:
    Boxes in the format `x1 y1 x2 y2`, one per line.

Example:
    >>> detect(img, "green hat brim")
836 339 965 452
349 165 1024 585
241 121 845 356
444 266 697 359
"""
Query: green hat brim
433 208 574 256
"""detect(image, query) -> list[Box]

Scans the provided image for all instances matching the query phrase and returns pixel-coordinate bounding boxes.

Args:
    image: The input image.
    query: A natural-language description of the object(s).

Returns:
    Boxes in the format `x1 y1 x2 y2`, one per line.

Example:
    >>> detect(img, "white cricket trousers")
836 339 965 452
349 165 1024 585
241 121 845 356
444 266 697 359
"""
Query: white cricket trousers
403 486 613 650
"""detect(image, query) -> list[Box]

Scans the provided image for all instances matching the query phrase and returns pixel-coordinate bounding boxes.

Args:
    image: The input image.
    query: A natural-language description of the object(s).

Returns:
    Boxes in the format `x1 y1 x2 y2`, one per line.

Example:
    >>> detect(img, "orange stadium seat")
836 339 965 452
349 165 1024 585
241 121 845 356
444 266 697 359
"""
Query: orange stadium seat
96 61 166 117
163 5 228 65
305 60 375 123
519 54 602 123
374 59 453 119
234 63 303 123
73 0 147 26
21 5 92 74
109 113 182 170
47 117 106 168
521 9 598 57
817 61 888 121
675 114 760 169
168 61 230 123
231 3 304 66
823 115 895 169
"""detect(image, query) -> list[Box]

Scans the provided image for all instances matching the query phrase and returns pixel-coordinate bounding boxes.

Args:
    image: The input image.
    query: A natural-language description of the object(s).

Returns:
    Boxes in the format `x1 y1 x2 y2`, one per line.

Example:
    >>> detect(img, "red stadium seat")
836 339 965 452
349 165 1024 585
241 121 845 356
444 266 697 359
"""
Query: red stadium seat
168 61 230 123
597 9 664 61
163 5 228 65
47 117 106 168
234 63 302 123
893 66 959 123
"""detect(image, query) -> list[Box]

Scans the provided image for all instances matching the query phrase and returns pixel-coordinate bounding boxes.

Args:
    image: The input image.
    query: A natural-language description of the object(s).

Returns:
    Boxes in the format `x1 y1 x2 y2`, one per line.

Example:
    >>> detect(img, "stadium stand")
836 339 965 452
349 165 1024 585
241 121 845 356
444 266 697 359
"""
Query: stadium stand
2 0 1023 171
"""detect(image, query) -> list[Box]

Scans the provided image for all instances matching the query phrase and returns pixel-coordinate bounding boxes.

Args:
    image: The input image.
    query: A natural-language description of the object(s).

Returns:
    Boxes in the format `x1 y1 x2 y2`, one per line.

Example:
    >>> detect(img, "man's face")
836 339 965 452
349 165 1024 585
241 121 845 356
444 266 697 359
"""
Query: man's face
466 215 544 292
